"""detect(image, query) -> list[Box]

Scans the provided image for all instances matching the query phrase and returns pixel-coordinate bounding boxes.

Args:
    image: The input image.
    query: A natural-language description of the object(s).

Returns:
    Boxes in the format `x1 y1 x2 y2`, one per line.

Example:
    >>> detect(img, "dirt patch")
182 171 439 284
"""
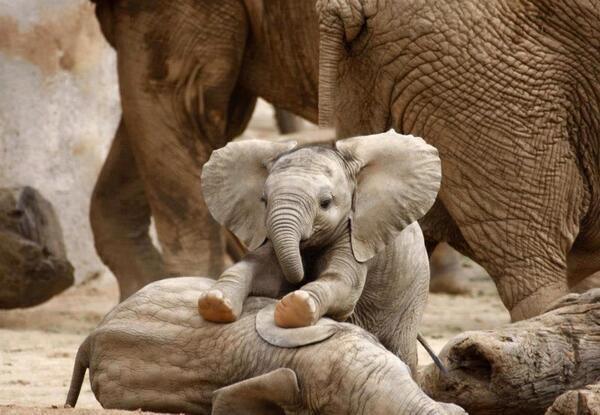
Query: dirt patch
0 407 166 415
0 259 508 410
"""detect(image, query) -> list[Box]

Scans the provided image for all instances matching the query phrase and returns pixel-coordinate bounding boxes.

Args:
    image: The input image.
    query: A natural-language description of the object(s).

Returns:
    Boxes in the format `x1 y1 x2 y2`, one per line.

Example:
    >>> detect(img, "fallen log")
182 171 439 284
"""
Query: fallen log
420 289 600 415
545 383 600 415
546 383 600 415
0 187 74 308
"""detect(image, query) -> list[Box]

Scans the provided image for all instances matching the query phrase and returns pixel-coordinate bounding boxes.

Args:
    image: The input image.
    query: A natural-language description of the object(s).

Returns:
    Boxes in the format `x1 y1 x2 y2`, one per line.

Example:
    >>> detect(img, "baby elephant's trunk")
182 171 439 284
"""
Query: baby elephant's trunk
267 201 308 284
65 336 90 408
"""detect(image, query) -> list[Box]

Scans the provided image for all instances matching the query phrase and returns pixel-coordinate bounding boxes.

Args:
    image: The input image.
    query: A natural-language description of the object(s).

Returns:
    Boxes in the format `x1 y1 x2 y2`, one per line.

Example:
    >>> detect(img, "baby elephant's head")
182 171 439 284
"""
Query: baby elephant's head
201 130 441 284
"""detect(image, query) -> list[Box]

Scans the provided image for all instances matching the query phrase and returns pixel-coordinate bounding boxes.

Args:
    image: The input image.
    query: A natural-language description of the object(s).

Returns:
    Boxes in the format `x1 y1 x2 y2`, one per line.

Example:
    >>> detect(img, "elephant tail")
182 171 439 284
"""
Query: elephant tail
241 0 264 42
65 336 91 408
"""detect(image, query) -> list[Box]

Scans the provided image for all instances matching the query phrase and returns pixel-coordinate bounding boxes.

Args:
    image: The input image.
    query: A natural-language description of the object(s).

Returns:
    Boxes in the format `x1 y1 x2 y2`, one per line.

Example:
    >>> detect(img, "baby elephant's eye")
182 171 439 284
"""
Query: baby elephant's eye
320 197 332 210
260 194 267 204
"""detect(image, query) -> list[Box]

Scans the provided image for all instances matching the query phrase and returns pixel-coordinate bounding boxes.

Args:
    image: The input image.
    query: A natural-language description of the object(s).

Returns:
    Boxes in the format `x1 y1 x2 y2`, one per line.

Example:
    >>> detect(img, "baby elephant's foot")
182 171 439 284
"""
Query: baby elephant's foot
198 290 237 323
274 290 318 328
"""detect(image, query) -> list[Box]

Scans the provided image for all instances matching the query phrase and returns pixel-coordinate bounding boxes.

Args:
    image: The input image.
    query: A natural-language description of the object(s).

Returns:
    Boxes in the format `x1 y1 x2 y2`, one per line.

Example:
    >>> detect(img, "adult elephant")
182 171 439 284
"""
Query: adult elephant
90 0 599 321
90 0 464 302
316 0 600 320
89 0 322 299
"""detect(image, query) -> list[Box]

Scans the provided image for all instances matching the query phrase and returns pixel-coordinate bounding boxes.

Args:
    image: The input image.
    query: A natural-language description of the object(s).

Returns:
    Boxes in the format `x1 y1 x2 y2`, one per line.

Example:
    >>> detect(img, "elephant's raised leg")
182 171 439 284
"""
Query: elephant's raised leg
198 243 287 323
91 120 164 300
113 0 255 278
275 252 368 328
439 128 588 321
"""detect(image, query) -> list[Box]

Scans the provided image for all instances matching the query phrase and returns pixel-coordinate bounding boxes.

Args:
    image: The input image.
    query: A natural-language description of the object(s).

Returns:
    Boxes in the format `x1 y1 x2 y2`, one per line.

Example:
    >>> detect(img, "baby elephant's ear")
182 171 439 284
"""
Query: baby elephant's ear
201 140 297 250
212 368 300 415
336 130 441 262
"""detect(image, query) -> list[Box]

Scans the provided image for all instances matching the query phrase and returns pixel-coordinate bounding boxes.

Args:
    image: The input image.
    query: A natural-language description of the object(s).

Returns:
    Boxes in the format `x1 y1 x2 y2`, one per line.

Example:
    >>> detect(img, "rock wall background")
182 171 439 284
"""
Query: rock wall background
0 0 120 282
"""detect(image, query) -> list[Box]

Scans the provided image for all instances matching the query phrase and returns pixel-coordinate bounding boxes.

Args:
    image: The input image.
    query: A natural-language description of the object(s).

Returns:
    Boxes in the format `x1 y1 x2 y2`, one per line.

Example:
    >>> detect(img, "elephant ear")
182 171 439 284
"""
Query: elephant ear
212 368 300 415
201 140 297 249
256 304 339 348
336 130 441 262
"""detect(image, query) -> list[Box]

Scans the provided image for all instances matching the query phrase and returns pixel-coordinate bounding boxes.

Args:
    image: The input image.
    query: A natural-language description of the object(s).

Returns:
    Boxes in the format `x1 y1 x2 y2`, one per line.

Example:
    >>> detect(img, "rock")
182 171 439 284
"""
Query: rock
0 187 74 308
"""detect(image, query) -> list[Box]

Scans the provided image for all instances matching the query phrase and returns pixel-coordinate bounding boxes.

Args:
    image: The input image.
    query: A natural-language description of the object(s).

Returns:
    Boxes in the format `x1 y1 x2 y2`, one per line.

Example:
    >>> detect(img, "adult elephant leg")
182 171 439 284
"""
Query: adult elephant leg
429 243 470 295
91 120 164 300
113 0 253 278
440 129 588 321
422 202 474 295
274 108 303 134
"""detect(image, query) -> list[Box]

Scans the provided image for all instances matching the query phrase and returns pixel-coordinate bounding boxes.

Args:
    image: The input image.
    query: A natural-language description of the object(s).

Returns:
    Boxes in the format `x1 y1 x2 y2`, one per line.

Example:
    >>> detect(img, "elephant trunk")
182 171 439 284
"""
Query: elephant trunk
267 198 311 284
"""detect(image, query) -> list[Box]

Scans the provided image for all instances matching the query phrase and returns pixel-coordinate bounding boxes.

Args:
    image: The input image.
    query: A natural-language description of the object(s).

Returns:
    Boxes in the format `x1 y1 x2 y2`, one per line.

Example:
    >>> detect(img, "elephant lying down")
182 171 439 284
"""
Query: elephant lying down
65 277 464 414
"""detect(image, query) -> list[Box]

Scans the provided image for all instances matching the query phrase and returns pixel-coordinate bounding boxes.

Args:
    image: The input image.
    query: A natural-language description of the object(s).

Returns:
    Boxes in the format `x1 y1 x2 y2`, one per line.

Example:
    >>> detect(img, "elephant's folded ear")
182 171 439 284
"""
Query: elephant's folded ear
201 139 297 250
212 368 300 415
256 304 338 348
336 130 442 262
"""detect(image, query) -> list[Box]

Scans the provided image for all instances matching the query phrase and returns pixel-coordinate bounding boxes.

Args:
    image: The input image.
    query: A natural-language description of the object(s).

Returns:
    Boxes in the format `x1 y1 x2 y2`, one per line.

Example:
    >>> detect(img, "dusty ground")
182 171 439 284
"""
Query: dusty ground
0 259 508 411
0 101 509 412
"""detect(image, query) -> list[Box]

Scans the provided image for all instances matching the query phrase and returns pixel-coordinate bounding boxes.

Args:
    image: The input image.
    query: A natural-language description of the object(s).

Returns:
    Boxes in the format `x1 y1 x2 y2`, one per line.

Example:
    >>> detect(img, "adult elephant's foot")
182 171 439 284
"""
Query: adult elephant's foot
508 282 569 322
198 289 238 323
429 272 470 295
274 290 318 328
429 243 470 295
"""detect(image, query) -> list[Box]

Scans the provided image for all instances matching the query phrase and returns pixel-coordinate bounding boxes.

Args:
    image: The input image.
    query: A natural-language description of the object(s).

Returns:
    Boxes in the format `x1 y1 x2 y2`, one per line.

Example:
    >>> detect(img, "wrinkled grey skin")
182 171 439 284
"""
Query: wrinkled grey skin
88 0 323 301
90 0 600 323
316 0 600 322
65 277 466 415
197 131 440 372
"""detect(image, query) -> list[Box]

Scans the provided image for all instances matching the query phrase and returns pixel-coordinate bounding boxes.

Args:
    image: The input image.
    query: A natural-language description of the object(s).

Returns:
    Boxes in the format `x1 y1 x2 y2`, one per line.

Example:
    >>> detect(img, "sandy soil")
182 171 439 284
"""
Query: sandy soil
0 260 508 411
0 101 510 412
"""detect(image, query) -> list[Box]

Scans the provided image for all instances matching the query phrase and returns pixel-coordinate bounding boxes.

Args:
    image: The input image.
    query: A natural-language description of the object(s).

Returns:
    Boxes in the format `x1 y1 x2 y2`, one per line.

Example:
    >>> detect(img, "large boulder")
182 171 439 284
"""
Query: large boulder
0 187 74 308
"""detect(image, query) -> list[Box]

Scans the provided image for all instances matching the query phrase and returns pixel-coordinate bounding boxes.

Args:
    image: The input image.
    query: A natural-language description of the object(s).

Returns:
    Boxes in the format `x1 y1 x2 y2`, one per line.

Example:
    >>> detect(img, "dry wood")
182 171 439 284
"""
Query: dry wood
0 187 73 308
420 289 600 415
545 383 600 415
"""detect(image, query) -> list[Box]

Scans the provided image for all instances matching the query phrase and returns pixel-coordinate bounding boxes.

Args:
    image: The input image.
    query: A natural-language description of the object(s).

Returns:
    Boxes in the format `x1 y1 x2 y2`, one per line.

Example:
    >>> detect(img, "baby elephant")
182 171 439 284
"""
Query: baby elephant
65 277 465 415
198 130 440 334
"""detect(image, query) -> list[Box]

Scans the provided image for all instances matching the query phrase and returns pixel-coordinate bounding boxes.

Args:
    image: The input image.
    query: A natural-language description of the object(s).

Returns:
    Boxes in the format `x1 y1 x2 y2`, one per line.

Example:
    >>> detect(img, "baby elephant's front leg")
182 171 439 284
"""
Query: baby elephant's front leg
275 260 368 328
198 244 279 323
197 261 254 323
